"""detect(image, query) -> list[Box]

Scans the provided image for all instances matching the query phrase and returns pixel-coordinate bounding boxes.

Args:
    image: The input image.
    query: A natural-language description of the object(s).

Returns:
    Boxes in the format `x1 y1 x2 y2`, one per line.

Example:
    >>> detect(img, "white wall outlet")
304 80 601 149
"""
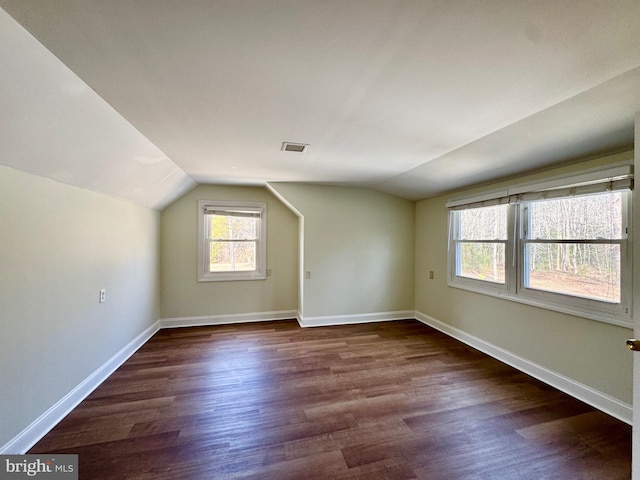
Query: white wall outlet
305 271 311 279
99 289 106 303
429 271 434 280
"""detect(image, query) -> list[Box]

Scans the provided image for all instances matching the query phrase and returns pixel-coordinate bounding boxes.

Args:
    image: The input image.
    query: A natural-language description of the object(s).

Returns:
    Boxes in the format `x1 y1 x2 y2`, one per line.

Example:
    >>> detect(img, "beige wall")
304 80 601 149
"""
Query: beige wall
415 151 634 403
269 183 415 319
0 165 161 449
3 150 633 449
160 185 298 318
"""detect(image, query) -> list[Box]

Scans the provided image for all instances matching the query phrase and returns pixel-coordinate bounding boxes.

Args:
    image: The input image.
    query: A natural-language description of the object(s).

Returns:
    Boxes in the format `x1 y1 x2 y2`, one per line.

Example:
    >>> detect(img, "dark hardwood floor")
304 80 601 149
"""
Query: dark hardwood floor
30 320 631 479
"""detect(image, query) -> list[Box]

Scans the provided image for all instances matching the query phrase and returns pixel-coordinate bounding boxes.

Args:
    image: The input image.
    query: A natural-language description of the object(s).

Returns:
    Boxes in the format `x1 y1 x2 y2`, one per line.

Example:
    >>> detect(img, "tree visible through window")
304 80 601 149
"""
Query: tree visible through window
523 192 623 304
447 168 632 326
198 201 266 281
208 212 258 272
455 204 507 284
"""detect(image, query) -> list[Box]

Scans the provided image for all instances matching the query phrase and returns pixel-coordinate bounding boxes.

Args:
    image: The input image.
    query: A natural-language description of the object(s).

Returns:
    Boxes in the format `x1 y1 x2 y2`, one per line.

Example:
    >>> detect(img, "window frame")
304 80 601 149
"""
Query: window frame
516 191 632 322
448 204 513 295
447 164 633 328
197 200 267 282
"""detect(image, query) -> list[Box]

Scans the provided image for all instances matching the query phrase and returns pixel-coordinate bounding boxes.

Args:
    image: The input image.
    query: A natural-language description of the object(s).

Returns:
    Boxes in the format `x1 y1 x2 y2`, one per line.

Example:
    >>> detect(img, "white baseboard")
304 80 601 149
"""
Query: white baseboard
0 320 161 454
2 310 297 454
5 308 631 454
160 310 297 329
414 310 632 425
299 310 414 328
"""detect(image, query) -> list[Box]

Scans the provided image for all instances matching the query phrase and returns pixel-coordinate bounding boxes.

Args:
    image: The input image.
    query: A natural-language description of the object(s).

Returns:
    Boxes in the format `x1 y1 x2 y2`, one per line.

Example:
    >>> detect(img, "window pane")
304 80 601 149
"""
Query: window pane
209 215 257 240
528 192 623 240
458 242 505 283
209 241 256 272
525 243 620 303
458 205 508 240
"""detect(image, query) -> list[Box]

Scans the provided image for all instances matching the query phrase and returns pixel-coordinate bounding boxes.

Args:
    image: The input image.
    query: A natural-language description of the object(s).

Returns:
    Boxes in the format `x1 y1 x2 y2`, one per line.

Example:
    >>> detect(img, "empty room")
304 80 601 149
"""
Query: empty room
1 1 640 479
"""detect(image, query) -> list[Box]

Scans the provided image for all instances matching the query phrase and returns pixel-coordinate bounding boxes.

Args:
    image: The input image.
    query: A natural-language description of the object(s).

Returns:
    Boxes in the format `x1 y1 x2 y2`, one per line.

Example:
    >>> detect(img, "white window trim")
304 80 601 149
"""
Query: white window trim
447 162 634 328
197 200 267 282
447 207 513 295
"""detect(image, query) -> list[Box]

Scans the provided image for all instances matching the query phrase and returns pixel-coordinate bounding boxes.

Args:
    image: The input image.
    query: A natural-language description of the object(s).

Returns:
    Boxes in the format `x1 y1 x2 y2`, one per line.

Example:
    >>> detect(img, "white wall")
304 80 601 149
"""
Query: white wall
269 183 415 322
0 165 161 450
415 151 634 407
160 185 298 319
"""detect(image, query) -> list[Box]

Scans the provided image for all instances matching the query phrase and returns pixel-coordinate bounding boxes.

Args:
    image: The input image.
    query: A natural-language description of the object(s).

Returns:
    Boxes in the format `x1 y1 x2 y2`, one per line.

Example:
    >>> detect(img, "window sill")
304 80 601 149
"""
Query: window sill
198 272 266 282
447 280 633 329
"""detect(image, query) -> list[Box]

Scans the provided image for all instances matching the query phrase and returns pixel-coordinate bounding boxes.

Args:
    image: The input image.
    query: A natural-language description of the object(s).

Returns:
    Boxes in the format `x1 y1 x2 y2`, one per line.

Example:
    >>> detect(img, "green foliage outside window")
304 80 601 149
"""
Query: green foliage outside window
208 214 257 272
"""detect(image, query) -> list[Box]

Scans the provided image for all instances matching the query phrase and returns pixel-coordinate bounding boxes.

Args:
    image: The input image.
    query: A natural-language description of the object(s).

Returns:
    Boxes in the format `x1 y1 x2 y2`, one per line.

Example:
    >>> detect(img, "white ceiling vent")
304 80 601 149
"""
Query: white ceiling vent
281 142 309 153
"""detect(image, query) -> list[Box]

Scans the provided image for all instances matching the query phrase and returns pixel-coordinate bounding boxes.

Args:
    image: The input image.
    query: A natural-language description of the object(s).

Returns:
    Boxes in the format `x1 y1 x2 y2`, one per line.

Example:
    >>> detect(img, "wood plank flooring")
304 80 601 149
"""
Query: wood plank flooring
30 320 631 479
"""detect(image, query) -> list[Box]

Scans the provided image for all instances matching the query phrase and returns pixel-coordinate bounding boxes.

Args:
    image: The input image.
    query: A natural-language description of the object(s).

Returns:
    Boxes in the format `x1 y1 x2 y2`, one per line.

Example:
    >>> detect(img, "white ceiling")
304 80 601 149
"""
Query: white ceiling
0 8 195 210
1 1 639 208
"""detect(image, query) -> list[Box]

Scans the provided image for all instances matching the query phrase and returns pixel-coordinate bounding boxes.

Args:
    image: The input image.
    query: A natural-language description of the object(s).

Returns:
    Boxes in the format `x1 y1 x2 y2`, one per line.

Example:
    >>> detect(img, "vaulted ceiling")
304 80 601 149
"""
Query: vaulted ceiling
1 1 639 209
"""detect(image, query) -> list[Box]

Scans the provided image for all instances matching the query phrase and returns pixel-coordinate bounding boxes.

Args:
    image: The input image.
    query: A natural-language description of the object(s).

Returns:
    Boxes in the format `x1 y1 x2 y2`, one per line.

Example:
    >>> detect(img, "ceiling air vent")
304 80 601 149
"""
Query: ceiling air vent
281 142 309 153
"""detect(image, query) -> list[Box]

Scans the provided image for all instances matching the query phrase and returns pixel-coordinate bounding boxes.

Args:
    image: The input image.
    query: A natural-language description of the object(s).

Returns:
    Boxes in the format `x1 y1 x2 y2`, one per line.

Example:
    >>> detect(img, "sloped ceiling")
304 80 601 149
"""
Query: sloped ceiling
0 8 195 210
1 1 639 206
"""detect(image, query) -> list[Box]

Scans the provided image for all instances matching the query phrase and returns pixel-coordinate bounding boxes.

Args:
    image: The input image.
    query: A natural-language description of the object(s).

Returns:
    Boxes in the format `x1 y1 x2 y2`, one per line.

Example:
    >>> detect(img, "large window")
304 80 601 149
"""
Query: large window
198 201 266 282
447 165 633 326
521 193 625 304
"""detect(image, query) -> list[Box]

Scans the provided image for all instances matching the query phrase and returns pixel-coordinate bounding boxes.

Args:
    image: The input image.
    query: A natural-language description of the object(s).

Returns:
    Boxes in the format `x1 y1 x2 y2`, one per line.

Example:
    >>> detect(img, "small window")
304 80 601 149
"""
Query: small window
453 204 508 285
198 201 266 282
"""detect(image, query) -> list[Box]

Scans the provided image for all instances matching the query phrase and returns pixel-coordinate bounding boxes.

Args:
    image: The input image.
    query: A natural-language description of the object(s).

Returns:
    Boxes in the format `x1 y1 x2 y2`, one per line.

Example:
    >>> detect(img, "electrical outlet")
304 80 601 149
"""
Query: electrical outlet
99 289 106 303
429 271 434 280
305 271 311 279
266 269 272 276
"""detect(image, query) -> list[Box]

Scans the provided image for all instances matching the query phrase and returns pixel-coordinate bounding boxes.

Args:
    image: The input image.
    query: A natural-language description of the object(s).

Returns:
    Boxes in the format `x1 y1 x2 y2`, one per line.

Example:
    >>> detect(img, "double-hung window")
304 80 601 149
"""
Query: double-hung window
447 164 633 326
198 200 267 282
450 203 510 289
